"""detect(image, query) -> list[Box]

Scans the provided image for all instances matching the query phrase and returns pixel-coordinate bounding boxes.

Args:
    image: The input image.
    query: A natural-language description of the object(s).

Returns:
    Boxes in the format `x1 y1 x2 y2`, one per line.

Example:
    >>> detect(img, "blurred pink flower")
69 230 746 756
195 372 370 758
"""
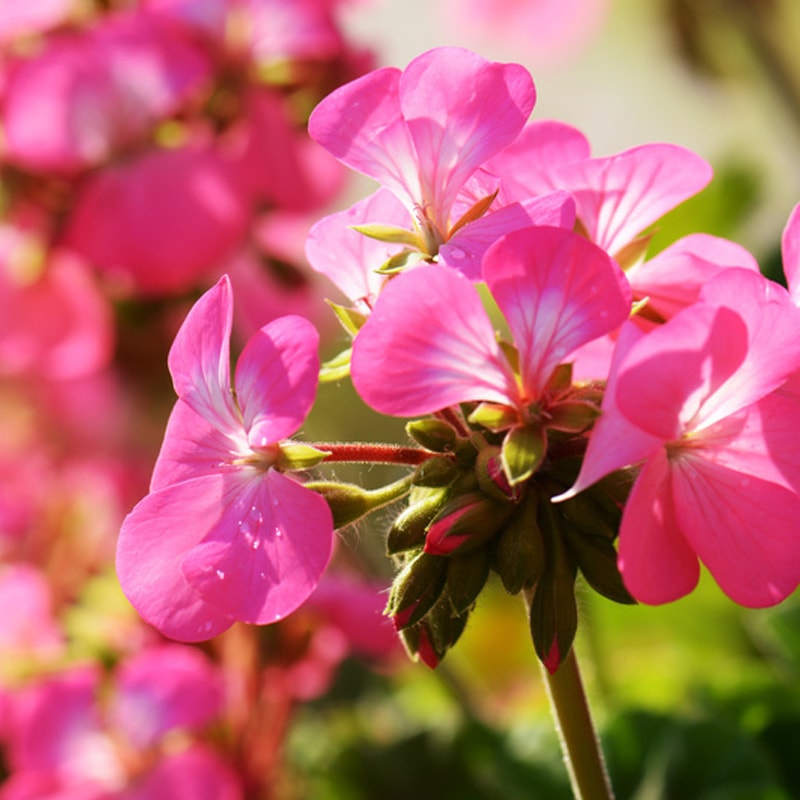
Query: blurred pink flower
116 276 333 641
0 0 74 43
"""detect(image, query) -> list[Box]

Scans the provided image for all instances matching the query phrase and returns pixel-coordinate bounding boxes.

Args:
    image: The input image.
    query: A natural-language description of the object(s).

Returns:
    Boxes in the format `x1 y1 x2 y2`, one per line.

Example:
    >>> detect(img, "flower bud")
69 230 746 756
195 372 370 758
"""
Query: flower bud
446 549 491 616
387 489 447 555
475 447 518 502
276 443 330 471
386 551 447 628
303 481 372 528
492 492 546 595
424 493 514 557
412 455 459 487
406 418 458 452
398 596 469 669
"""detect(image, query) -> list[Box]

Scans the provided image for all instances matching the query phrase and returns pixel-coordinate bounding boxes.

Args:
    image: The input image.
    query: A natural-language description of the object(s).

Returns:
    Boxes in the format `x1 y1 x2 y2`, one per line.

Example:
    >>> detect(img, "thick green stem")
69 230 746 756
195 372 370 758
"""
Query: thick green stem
540 647 615 800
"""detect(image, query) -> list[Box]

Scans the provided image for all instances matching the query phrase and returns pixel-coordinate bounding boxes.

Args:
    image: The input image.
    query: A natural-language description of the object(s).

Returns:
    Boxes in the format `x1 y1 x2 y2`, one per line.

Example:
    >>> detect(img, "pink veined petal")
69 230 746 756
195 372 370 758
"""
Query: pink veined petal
481 119 592 204
616 304 748 440
307 66 422 209
554 322 663 500
617 447 701 604
116 473 241 642
552 143 713 257
672 453 800 607
234 315 320 450
180 469 334 625
110 645 223 750
627 233 759 324
682 392 800 494
150 399 250 492
483 225 631 400
399 47 535 226
350 264 520 416
167 275 241 435
694 267 800 427
439 191 576 280
304 188 407 306
781 202 800 304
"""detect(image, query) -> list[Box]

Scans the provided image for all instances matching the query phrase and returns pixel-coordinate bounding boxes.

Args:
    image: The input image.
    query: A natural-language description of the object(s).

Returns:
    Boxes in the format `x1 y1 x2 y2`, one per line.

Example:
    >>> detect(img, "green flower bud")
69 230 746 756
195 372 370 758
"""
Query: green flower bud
276 443 330 471
386 551 447 628
303 481 372 528
412 455 459 487
446 549 491 616
406 418 458 452
387 489 447 555
492 492 546 595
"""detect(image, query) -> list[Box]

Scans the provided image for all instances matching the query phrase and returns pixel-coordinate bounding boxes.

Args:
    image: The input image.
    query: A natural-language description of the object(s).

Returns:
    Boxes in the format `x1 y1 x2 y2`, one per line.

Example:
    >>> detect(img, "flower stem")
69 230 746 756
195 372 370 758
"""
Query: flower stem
314 442 432 466
540 646 615 800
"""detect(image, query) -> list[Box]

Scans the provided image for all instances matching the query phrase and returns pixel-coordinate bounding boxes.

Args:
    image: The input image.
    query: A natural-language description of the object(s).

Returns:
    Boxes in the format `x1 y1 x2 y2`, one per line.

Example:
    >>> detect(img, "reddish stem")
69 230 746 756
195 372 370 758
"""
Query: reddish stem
314 442 432 466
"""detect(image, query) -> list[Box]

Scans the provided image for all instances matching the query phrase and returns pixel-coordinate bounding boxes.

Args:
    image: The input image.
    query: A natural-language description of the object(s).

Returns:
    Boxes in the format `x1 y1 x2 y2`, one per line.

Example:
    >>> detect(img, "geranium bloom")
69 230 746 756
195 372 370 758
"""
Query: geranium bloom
308 47 578 278
559 267 800 606
116 276 333 641
350 225 631 469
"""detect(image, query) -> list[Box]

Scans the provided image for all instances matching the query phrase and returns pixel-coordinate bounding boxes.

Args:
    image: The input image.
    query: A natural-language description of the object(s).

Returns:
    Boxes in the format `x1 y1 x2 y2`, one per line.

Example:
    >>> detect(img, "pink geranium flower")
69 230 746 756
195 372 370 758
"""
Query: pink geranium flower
560 267 800 606
308 47 568 277
116 275 333 641
351 225 630 424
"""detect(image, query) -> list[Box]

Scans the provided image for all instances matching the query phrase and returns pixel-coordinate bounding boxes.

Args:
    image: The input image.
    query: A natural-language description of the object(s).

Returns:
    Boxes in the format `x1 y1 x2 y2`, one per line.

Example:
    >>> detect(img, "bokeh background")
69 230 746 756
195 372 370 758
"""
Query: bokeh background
2 0 800 797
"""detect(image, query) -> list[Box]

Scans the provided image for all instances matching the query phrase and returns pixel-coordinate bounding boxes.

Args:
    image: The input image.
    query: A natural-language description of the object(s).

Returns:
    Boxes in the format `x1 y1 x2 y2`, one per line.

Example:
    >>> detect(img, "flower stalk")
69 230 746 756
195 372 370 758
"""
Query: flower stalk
540 646 615 800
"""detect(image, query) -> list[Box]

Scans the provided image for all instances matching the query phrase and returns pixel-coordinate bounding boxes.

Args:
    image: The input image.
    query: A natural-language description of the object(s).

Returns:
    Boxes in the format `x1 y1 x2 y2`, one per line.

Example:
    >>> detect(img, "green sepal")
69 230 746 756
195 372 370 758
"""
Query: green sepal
276 443 330 471
386 550 447 627
497 338 520 375
492 492 546 595
376 249 428 275
406 418 458 452
546 400 600 434
349 222 421 247
613 231 652 272
545 363 573 395
448 189 498 238
501 422 547 485
468 401 518 433
318 347 352 383
326 300 367 336
446 549 491 616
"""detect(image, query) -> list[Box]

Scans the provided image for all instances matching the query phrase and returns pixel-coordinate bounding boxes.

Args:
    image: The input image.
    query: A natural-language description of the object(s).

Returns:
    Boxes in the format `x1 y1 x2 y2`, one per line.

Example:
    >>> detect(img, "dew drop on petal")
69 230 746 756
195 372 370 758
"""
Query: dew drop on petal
216 569 225 580
448 247 465 260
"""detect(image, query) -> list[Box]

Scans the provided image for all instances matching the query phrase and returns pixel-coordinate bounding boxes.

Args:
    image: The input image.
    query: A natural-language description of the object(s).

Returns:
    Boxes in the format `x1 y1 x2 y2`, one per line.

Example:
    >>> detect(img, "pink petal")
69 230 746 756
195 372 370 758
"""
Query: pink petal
399 47 535 226
555 322 662 499
782 202 800 304
304 188 407 306
235 315 320 449
0 0 73 42
617 448 700 604
180 470 333 625
481 119 592 203
439 191 576 279
628 233 759 323
150 400 248 492
350 264 519 416
695 268 800 426
483 226 631 400
552 143 713 256
308 66 421 209
672 454 800 607
167 276 240 435
116 474 240 642
616 304 748 440
110 645 223 749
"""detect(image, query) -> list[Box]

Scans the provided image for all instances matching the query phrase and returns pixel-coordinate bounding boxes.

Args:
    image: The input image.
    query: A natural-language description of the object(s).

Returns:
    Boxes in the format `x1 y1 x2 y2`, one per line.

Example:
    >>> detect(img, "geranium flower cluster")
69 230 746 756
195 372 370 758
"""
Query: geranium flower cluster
116 45 800 677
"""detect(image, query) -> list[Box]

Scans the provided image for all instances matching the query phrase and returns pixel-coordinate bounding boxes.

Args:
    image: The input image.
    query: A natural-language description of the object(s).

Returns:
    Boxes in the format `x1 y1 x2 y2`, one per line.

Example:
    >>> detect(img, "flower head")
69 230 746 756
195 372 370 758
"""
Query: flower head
116 276 333 641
